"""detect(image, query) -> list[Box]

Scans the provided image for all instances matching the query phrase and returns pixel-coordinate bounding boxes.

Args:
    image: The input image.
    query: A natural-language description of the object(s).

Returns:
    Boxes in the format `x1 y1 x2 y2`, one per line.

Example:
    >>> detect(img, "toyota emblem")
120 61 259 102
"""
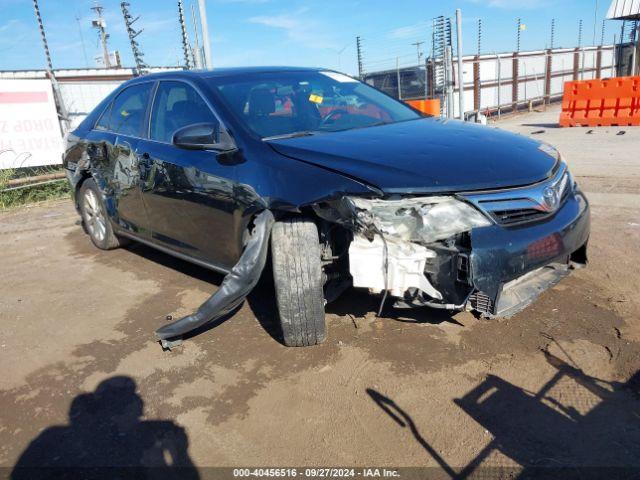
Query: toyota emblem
542 185 560 211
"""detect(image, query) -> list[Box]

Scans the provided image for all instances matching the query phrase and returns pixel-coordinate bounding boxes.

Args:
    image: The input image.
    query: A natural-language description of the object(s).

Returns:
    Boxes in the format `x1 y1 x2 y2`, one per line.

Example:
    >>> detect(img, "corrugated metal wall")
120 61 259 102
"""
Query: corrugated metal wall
607 0 640 20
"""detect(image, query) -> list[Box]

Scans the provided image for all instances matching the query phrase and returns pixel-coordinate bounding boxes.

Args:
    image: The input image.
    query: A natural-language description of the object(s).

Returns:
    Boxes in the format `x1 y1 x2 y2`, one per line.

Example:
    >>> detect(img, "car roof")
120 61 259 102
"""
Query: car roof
128 66 328 84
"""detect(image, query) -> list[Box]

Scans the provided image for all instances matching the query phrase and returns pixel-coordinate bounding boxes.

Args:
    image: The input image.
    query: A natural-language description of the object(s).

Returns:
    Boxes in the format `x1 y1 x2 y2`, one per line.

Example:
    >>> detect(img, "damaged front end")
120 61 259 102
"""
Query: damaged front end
316 173 590 318
345 196 488 312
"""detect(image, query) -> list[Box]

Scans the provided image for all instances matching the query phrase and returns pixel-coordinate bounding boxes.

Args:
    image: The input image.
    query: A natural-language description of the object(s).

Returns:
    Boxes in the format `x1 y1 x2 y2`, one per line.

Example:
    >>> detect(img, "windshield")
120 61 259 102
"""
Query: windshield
210 70 422 139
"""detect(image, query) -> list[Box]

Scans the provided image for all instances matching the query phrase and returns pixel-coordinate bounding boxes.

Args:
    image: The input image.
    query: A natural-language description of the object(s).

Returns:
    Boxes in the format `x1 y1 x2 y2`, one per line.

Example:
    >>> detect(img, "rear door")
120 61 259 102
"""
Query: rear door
136 80 238 269
86 82 154 235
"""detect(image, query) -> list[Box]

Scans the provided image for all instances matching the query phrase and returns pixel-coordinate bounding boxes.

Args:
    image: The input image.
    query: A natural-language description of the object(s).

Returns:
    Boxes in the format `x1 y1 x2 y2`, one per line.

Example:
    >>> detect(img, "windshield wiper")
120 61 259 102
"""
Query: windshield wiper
263 131 316 141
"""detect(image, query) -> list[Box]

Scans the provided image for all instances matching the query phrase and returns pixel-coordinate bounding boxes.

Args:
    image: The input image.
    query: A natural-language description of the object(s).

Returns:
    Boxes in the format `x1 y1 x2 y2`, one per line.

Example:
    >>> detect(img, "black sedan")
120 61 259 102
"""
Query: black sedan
63 67 589 347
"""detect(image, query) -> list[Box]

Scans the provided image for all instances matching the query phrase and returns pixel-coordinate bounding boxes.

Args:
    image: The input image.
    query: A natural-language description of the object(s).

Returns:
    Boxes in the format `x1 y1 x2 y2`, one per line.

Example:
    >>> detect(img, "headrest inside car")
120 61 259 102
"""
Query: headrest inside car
248 88 275 116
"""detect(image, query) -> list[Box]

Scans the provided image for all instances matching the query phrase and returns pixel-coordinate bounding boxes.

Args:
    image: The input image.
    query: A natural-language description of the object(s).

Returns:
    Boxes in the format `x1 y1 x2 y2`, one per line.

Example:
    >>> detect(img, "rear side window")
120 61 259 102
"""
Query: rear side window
150 81 216 143
96 83 152 136
94 103 112 131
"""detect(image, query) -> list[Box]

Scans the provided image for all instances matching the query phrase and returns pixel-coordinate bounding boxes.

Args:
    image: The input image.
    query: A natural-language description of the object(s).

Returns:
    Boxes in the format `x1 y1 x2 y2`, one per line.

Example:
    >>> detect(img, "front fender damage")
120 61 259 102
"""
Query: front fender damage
155 210 274 349
153 170 376 348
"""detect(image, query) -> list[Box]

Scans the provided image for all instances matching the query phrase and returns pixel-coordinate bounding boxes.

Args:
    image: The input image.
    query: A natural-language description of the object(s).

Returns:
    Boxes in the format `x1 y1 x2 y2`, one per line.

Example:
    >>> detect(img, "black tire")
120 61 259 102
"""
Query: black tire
78 178 125 250
271 218 326 346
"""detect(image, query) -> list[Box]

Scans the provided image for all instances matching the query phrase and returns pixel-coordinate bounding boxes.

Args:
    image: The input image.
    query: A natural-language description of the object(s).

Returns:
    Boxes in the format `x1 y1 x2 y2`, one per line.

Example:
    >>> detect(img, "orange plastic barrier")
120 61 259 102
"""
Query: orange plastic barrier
406 99 441 116
559 76 640 127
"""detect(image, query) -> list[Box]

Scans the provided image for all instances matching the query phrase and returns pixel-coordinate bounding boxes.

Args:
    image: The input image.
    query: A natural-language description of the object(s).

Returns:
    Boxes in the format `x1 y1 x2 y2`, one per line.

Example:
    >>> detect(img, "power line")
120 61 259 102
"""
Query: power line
76 15 89 68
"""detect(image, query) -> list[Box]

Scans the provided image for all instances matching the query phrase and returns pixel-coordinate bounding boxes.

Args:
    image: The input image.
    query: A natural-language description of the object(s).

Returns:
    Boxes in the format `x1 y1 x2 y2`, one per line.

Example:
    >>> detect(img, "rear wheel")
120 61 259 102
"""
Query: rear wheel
78 179 125 250
271 218 326 347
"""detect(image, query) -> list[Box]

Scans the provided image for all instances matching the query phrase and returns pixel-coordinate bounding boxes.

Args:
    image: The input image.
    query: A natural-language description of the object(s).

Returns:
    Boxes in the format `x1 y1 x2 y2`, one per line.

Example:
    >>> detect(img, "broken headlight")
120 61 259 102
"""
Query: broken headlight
348 196 491 244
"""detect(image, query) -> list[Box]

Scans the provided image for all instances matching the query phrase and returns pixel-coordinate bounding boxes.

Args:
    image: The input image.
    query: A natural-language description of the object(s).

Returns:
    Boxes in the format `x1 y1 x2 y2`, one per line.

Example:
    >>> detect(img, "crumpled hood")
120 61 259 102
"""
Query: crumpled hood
267 118 558 193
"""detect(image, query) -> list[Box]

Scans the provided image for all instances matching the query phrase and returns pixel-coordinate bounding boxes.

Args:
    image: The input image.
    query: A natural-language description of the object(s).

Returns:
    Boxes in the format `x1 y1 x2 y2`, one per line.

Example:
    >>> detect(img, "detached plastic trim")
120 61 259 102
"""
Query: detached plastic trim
155 210 275 347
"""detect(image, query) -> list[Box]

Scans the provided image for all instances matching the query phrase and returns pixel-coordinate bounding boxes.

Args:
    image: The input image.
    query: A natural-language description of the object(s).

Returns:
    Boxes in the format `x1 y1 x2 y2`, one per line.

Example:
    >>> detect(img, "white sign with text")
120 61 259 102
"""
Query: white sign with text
0 79 64 169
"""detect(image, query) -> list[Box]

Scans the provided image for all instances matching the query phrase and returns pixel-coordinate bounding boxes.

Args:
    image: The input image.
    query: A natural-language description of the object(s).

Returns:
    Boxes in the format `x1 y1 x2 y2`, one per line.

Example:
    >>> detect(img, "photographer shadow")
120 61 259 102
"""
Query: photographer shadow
11 376 199 480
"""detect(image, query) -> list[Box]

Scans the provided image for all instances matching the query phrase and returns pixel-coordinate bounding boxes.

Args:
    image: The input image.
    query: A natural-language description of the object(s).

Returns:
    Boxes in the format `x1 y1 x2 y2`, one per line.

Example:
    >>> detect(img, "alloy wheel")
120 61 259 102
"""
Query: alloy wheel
83 189 107 243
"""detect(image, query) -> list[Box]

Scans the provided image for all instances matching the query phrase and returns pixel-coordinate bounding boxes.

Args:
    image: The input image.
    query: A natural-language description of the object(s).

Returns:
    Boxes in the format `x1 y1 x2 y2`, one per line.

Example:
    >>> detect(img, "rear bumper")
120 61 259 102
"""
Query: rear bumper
467 190 590 316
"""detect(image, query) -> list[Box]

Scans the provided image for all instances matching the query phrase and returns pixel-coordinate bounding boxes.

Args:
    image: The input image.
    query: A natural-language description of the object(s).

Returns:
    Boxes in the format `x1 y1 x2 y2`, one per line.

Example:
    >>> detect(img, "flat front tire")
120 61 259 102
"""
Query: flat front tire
78 178 124 250
271 218 326 347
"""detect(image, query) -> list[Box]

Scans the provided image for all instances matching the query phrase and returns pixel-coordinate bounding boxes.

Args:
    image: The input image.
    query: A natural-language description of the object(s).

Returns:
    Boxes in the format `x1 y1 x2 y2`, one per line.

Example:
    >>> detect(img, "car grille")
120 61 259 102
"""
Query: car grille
462 163 572 227
490 208 549 225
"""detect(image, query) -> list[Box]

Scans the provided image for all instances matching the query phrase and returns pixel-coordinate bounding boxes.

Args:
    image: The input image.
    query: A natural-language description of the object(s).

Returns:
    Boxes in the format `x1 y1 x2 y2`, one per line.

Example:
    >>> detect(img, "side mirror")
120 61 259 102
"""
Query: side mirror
173 122 234 151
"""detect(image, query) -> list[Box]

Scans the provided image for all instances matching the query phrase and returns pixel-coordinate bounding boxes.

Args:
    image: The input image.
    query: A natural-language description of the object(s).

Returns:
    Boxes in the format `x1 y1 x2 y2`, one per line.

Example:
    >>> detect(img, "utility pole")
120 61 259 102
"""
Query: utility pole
91 3 111 68
197 0 212 69
455 9 465 120
411 40 424 67
550 18 556 49
32 0 53 71
121 2 147 75
516 18 522 52
178 0 192 69
356 36 364 79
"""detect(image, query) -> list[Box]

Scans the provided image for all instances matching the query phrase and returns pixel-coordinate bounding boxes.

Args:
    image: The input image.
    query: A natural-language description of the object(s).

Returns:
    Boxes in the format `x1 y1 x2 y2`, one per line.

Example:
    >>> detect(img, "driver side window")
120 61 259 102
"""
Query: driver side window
150 81 216 143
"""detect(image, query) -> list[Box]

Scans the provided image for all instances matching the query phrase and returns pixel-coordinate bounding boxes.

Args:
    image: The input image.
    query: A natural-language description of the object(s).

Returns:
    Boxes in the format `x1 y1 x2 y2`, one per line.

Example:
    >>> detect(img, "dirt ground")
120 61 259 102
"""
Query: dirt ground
1 105 640 477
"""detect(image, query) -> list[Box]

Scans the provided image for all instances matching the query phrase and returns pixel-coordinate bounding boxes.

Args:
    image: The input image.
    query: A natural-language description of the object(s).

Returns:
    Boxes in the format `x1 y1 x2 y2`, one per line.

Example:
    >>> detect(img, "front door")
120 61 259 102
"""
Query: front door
137 80 238 269
89 82 154 235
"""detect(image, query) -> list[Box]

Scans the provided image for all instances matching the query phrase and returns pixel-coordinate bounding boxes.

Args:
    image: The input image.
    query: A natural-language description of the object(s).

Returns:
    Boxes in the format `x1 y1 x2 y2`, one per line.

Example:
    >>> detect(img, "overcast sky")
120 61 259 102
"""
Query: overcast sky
0 0 620 74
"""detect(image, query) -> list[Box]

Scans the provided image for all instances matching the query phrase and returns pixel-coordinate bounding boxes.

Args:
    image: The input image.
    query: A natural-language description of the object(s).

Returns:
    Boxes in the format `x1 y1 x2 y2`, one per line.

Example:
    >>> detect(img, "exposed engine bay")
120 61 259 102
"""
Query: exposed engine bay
314 195 488 315
314 187 589 319
346 195 490 309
